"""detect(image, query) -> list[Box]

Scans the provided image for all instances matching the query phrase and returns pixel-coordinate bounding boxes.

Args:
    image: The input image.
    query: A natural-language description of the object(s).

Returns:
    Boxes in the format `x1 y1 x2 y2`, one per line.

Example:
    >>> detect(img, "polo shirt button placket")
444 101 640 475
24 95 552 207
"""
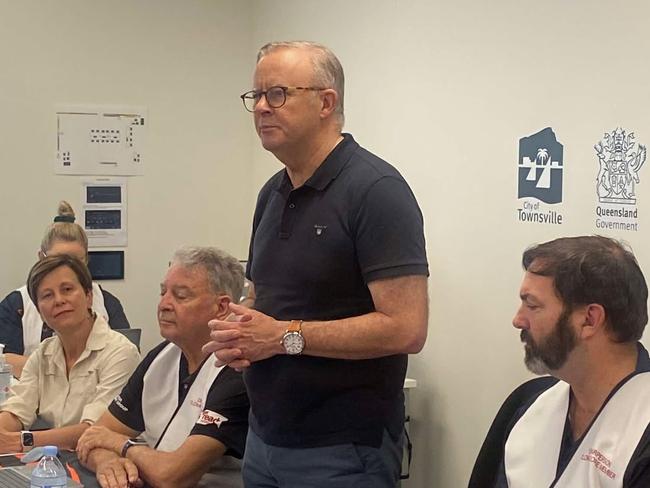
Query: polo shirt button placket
278 199 297 239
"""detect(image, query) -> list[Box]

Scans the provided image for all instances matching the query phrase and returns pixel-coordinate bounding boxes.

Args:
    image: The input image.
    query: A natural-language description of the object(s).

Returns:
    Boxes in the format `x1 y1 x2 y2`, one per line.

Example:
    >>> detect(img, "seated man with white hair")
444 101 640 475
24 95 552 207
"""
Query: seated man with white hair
76 246 250 488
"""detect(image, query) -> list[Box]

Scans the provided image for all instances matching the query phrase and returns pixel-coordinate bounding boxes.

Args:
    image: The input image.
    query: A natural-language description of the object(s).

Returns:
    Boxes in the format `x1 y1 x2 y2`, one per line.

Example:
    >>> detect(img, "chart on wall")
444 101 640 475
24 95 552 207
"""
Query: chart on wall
55 105 147 176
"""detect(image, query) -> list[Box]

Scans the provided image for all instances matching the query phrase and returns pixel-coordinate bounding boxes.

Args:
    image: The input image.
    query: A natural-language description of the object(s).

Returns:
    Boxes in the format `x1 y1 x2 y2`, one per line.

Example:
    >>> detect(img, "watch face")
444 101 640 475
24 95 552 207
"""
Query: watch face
22 432 34 447
283 332 305 355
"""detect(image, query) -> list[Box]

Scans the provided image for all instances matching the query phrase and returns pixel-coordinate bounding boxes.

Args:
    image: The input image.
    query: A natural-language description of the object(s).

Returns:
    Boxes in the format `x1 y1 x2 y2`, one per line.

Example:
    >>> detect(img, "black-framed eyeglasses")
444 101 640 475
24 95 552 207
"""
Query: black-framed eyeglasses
240 85 325 112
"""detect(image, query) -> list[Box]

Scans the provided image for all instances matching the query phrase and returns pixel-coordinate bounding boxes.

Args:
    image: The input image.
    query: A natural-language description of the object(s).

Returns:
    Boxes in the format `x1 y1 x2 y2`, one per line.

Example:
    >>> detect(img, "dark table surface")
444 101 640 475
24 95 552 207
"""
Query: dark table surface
59 450 101 488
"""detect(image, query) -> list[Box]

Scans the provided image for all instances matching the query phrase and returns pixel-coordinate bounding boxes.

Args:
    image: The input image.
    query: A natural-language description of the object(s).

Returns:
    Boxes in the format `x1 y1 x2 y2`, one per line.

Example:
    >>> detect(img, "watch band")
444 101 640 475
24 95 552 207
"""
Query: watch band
120 438 147 457
287 319 303 333
20 431 34 452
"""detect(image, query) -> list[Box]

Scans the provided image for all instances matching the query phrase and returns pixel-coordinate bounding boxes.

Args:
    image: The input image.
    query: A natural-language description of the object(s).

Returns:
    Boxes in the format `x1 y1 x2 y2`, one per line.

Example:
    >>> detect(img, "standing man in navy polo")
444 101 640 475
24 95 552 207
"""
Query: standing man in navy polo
203 41 429 488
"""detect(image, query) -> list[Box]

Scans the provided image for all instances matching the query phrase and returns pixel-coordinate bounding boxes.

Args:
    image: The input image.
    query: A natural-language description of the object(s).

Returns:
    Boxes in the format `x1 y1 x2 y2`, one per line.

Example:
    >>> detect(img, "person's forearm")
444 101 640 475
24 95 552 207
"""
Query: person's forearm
33 423 90 450
0 411 23 432
208 275 429 367
301 275 429 359
84 447 120 473
302 311 427 359
0 412 23 453
127 447 204 488
260 311 422 361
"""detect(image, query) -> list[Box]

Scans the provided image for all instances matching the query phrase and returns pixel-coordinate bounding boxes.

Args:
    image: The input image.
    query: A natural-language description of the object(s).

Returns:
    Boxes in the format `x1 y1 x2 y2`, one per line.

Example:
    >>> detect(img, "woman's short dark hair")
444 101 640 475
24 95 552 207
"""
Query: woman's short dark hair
27 255 93 309
522 235 648 342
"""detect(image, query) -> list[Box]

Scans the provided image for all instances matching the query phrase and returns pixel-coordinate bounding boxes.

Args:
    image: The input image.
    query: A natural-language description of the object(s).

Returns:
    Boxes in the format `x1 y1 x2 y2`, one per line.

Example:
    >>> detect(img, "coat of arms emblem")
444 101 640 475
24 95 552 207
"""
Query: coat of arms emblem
595 128 646 204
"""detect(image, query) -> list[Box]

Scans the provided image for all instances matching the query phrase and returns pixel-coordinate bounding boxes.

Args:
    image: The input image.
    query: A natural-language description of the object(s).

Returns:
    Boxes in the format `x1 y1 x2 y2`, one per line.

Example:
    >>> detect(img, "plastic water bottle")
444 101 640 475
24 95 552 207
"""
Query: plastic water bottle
30 445 67 488
0 344 13 403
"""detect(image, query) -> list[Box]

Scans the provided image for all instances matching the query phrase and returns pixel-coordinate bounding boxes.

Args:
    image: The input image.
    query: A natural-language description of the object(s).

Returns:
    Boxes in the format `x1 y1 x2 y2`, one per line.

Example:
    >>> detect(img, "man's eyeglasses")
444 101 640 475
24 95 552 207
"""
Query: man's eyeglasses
240 86 325 112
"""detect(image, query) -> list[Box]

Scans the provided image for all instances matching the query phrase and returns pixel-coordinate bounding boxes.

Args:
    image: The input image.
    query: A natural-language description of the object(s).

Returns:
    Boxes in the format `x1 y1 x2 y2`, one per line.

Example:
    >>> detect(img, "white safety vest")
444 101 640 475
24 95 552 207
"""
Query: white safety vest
141 343 243 487
505 372 650 488
141 342 224 451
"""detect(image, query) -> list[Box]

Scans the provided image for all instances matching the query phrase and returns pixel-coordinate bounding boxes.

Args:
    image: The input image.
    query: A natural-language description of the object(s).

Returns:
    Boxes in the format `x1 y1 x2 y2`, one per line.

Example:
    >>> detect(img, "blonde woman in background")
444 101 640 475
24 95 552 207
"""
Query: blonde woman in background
0 201 130 377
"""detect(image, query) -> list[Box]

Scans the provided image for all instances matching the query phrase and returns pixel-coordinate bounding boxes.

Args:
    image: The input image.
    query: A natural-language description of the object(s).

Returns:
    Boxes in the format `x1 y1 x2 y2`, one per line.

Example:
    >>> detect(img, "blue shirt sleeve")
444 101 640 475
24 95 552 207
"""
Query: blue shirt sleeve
0 291 26 354
99 287 131 329
190 367 250 459
352 177 429 283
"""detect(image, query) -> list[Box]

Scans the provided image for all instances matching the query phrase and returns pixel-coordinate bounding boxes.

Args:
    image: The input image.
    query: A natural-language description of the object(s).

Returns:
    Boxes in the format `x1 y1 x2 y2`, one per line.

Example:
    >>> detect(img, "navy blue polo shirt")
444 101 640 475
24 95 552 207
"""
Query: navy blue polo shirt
245 133 428 448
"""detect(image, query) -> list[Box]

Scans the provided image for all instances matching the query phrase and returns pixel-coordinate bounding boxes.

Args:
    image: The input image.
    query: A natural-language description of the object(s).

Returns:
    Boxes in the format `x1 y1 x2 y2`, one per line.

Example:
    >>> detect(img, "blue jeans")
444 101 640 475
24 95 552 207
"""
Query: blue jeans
242 428 403 488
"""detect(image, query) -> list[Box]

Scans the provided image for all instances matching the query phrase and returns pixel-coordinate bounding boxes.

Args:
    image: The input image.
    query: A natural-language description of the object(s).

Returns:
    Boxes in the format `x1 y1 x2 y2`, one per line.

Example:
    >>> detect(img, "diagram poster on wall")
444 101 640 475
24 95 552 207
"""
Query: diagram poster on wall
55 105 146 176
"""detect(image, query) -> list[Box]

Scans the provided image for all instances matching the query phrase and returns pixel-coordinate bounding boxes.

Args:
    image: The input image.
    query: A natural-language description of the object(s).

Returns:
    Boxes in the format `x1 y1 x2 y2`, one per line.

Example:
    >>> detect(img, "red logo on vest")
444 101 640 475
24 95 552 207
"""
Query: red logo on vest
197 409 228 427
580 448 616 479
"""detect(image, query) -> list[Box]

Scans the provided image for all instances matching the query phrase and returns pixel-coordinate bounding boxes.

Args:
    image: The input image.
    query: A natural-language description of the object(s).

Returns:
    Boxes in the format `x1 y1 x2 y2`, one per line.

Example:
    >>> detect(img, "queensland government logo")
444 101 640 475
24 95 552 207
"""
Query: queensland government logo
595 127 646 232
517 127 564 224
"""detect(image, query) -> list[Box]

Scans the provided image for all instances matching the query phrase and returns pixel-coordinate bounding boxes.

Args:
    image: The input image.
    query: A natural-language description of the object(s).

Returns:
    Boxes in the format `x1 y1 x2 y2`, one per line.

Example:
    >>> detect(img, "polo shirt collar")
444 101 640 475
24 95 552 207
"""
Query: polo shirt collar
636 342 650 371
275 133 358 193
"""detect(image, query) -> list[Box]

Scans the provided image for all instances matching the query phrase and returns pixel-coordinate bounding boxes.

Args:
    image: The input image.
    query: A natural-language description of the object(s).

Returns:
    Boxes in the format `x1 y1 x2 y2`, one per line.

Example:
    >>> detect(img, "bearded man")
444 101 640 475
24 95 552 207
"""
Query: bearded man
470 236 650 488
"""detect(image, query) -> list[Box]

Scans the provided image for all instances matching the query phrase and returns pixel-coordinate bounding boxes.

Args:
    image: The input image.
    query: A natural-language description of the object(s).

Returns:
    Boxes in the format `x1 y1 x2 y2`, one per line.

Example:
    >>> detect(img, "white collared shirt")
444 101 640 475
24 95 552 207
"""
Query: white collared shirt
0 315 140 428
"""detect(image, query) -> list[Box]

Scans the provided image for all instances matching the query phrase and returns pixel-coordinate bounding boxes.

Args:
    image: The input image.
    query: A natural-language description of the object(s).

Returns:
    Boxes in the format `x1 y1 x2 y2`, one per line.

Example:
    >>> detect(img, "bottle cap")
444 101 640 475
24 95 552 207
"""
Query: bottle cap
42 445 58 456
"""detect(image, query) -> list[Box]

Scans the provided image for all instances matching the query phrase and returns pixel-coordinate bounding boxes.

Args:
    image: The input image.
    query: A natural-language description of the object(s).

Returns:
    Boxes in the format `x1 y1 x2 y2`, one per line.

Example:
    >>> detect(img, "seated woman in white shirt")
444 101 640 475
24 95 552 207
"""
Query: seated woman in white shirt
0 201 131 378
0 254 140 453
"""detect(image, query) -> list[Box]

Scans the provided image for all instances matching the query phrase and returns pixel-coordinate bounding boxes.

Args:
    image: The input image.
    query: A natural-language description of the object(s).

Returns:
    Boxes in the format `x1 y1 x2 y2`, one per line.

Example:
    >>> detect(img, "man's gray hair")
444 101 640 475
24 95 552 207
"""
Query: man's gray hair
258 41 345 127
171 246 245 303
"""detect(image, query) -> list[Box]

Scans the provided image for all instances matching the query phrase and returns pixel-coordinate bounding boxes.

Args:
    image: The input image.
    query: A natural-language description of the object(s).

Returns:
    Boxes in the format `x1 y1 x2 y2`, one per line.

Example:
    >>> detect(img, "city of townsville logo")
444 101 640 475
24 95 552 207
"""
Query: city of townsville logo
516 127 564 224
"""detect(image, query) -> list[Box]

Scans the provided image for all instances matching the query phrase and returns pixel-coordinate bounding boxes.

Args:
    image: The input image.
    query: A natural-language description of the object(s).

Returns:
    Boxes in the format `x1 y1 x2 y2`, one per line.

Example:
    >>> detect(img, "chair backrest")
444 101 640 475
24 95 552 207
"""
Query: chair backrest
116 328 142 351
468 376 558 487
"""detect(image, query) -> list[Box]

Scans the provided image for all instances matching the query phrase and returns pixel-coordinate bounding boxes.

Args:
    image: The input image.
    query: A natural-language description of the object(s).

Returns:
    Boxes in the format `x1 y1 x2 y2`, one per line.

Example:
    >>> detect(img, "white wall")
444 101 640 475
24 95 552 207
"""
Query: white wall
2 1 650 486
250 1 650 486
0 0 255 352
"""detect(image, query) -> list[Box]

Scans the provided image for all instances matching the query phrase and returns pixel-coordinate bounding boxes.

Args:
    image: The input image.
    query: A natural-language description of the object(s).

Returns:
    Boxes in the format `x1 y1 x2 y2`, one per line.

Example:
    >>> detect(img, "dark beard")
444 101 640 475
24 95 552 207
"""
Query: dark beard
521 308 577 375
